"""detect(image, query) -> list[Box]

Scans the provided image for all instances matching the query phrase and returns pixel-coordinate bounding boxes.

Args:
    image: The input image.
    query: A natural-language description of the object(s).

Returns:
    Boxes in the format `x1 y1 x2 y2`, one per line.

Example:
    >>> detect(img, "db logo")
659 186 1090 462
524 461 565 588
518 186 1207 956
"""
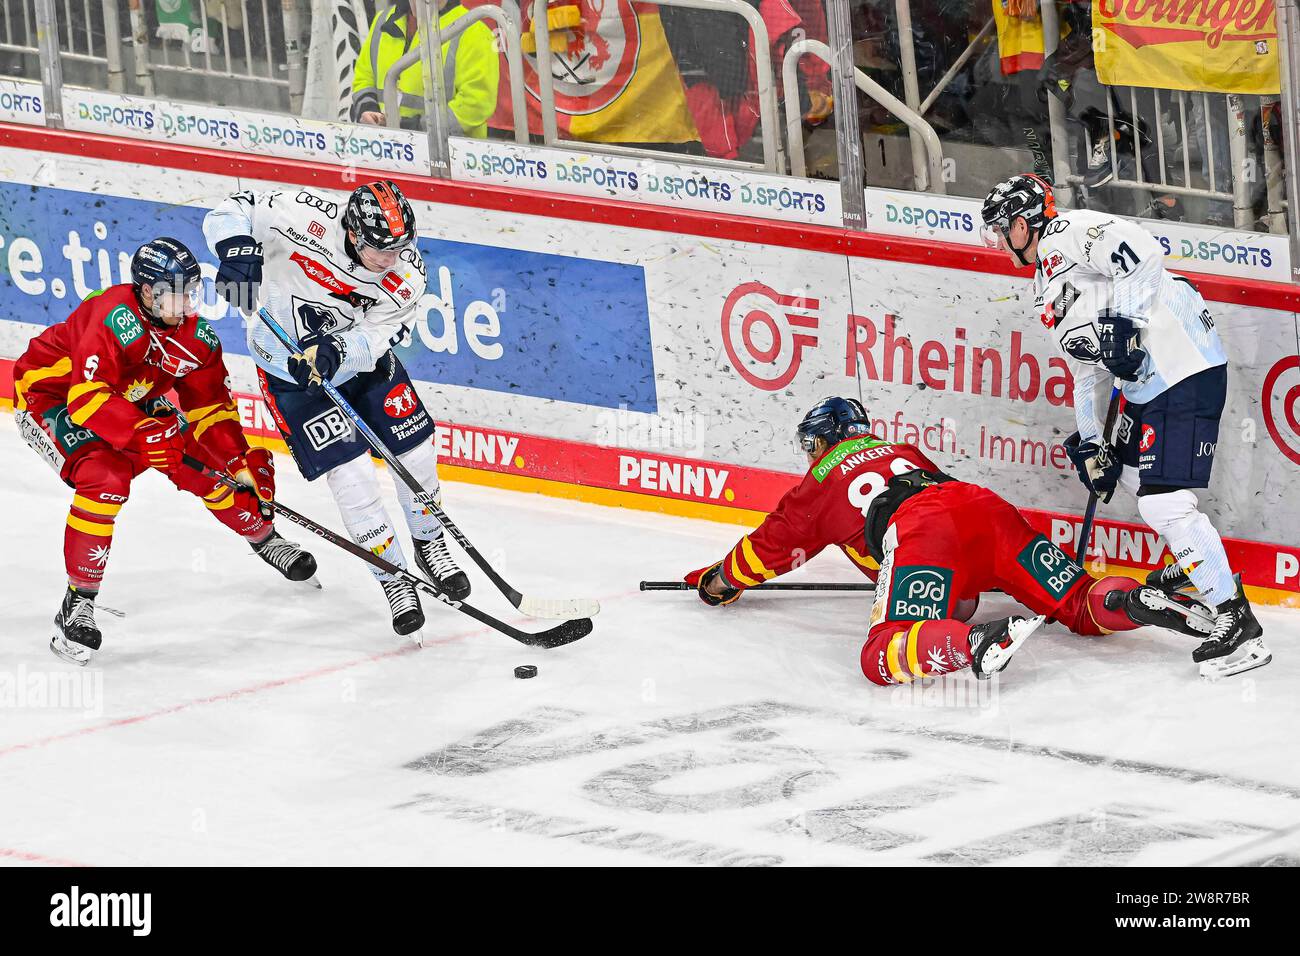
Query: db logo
721 282 820 391
384 383 418 418
308 221 326 239
304 408 352 450
1263 355 1300 466
1139 424 1157 452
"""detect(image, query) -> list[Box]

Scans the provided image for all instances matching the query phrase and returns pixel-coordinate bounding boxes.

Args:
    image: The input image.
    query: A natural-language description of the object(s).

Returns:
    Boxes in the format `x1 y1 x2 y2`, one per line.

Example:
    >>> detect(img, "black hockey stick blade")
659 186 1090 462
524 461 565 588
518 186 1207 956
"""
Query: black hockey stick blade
512 616 595 649
184 456 595 649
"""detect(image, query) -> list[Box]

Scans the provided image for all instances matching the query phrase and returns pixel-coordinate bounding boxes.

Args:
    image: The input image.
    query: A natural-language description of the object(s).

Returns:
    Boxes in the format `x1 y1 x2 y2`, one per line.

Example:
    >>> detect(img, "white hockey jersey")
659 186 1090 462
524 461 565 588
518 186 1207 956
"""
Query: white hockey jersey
1033 208 1226 443
203 188 428 385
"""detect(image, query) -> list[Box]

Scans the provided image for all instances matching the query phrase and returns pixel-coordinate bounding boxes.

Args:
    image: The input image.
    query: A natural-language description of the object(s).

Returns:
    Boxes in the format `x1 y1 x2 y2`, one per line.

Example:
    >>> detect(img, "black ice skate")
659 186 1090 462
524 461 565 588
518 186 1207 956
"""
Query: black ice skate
1194 578 1271 681
381 577 425 641
51 586 102 666
1118 585 1215 637
968 615 1045 680
252 531 320 588
413 533 471 601
1146 562 1194 594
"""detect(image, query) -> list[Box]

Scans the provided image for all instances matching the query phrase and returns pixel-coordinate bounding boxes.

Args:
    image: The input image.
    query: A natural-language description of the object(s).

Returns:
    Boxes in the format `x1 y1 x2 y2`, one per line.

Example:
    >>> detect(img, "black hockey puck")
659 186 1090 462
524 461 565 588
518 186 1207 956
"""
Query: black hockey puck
514 665 538 680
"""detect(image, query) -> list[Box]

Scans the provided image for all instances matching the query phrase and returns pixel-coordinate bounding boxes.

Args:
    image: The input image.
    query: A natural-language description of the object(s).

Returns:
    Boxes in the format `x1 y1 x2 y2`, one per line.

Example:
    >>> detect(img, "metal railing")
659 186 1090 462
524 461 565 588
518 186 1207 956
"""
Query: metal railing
529 0 784 174
784 37 945 192
146 0 303 111
1038 8 1282 232
3 0 122 90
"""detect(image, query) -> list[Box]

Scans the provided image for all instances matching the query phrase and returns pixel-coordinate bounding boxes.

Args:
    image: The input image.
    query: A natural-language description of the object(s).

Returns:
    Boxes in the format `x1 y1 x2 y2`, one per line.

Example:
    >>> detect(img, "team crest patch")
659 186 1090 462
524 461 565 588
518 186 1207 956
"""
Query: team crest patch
104 305 143 348
1016 535 1083 600
124 378 154 402
887 566 952 621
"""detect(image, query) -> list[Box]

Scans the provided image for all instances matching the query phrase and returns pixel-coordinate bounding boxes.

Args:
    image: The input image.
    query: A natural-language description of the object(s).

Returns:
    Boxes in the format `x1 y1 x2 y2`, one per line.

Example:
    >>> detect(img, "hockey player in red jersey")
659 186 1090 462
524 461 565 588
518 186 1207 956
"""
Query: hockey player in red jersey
686 397 1215 684
12 238 317 664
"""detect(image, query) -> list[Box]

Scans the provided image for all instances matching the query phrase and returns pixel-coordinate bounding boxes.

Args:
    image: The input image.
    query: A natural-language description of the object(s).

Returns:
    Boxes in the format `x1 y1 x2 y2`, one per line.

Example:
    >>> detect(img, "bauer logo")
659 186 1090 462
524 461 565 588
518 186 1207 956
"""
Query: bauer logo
1017 535 1082 600
888 566 951 621
721 282 820 391
303 407 353 451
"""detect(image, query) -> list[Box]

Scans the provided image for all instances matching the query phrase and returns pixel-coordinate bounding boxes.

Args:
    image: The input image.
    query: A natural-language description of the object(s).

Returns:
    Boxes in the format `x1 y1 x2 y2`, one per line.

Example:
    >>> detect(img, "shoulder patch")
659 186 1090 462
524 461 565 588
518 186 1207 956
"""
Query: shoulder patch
194 317 220 352
103 304 144 349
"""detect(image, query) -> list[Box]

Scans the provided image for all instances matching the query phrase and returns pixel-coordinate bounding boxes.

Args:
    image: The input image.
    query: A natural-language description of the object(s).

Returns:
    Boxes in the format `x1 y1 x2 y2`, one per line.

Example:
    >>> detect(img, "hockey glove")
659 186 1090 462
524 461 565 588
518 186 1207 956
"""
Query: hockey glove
685 561 744 607
1063 431 1122 502
287 334 346 391
129 415 185 474
1096 310 1147 381
214 236 264 313
228 447 275 518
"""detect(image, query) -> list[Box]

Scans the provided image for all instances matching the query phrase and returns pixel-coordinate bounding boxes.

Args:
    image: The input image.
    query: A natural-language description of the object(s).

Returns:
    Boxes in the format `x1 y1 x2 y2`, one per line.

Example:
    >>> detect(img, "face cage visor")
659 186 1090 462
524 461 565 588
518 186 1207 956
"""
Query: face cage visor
148 280 201 319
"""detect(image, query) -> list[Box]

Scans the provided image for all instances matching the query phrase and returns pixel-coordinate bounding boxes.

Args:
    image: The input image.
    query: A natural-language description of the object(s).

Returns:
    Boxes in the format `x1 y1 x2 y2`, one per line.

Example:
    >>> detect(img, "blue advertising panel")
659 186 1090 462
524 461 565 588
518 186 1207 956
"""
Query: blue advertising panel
0 181 656 412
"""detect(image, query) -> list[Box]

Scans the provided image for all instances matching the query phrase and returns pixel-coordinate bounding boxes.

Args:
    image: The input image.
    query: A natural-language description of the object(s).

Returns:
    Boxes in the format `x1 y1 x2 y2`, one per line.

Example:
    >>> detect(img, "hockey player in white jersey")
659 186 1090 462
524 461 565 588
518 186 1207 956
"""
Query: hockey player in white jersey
203 180 470 638
981 173 1269 680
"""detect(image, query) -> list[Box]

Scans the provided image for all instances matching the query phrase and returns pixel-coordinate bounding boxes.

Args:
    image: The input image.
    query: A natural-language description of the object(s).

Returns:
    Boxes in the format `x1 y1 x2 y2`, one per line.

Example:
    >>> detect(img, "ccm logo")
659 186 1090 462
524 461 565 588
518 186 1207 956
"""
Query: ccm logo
304 408 352 450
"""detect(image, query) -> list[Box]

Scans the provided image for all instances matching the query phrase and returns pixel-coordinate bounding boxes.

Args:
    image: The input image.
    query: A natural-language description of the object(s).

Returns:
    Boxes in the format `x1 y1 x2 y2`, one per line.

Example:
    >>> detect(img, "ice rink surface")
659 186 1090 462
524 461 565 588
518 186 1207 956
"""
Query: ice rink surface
1 416 1297 867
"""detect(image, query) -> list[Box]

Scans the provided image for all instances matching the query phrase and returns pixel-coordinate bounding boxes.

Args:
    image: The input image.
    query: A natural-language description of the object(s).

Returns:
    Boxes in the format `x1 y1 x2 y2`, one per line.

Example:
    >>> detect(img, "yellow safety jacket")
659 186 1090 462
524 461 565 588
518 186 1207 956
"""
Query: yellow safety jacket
351 2 499 138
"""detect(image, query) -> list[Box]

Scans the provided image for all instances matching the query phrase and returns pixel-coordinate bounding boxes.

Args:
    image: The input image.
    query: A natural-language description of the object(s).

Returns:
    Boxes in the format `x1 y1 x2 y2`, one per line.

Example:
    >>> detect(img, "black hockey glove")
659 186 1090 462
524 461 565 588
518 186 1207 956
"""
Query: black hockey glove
1063 431 1122 502
214 235 264 312
685 561 743 607
287 333 346 391
1095 310 1147 381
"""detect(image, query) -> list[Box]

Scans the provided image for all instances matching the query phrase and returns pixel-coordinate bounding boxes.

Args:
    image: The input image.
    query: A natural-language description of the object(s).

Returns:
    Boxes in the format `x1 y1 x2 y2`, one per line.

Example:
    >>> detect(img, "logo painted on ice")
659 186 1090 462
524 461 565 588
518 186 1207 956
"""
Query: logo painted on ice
721 282 820 391
384 383 418 419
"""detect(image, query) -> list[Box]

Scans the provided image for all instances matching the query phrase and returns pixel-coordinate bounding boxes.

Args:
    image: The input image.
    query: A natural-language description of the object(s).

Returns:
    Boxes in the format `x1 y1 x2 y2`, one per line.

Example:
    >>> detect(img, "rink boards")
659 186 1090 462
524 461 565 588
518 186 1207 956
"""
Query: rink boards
0 124 1297 605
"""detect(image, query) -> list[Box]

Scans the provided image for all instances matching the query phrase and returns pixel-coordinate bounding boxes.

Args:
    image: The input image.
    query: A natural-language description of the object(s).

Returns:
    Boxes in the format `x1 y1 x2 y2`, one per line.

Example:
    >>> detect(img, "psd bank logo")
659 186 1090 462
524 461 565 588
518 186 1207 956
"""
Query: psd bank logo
721 282 820 391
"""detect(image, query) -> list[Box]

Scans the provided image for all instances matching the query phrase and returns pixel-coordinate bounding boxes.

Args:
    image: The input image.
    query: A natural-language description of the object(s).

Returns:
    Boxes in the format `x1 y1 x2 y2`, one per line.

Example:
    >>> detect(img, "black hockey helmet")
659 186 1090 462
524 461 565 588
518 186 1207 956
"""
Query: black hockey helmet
130 237 201 326
981 173 1057 265
797 396 872 455
344 180 416 253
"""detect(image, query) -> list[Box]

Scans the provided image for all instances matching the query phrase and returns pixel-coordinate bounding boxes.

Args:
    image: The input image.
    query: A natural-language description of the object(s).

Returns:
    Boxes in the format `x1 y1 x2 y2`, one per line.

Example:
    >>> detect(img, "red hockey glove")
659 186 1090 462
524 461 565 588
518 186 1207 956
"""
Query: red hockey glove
227 447 275 518
129 416 185 474
685 561 744 607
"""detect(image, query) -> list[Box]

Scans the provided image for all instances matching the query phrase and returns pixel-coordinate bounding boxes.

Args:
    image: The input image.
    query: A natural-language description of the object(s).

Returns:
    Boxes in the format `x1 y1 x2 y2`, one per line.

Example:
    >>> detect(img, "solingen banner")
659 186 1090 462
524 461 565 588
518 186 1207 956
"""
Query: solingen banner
1092 0 1281 95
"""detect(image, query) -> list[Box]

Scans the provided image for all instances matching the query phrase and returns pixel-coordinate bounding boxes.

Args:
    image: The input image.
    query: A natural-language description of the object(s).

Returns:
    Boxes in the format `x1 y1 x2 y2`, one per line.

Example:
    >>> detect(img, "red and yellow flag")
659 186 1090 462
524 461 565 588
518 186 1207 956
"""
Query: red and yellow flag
1092 0 1280 95
476 0 698 144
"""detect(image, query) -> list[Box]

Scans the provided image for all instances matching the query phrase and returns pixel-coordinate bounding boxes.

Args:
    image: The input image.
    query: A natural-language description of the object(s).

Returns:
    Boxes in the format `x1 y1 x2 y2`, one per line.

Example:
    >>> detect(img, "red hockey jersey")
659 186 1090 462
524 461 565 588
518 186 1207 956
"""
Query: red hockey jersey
13 285 248 466
717 436 940 586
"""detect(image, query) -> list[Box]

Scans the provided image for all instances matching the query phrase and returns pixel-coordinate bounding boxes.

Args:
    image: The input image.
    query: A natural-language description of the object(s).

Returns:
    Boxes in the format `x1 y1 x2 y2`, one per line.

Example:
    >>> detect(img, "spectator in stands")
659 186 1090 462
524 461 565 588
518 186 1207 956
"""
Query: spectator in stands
661 0 833 163
351 0 499 138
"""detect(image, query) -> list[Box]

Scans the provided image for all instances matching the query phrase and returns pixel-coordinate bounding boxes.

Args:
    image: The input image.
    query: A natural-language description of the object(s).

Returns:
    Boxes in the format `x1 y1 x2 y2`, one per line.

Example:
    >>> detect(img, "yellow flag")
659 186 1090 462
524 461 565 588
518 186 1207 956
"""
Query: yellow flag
1092 0 1280 95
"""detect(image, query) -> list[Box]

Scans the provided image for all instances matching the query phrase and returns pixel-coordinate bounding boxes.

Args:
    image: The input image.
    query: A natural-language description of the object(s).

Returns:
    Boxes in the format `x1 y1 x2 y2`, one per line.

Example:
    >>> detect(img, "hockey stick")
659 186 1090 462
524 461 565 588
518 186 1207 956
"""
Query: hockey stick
255 307 599 621
1076 386 1124 564
184 456 593 649
640 581 875 592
